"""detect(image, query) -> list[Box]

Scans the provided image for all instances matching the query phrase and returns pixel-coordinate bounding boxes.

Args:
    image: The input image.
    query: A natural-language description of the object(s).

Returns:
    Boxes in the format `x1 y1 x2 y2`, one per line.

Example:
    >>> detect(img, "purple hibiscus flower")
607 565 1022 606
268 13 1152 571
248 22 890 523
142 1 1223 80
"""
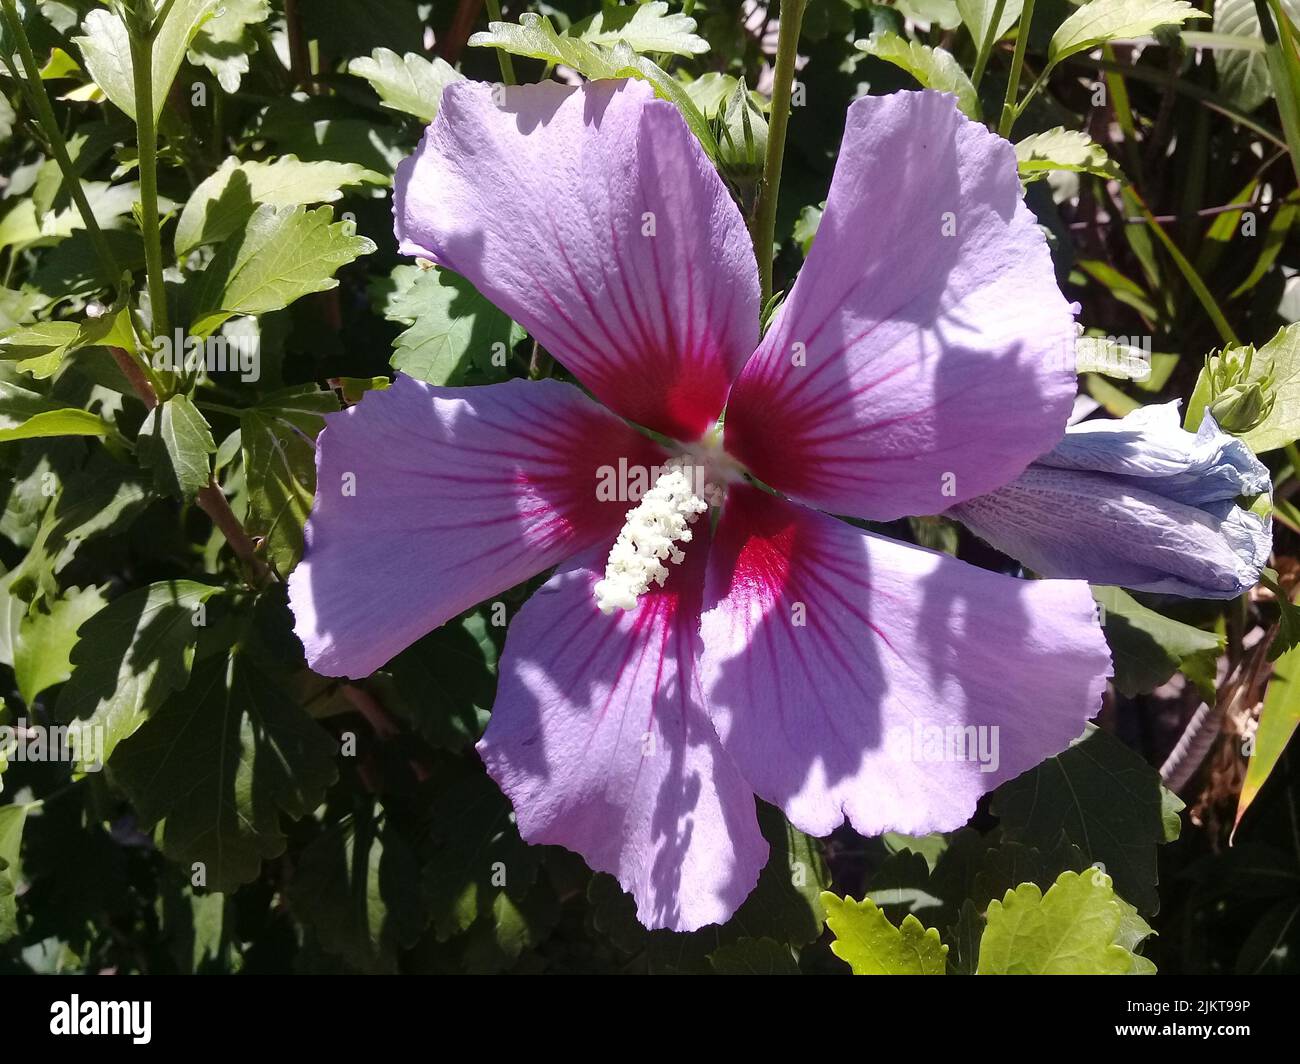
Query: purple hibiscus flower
289 80 1112 931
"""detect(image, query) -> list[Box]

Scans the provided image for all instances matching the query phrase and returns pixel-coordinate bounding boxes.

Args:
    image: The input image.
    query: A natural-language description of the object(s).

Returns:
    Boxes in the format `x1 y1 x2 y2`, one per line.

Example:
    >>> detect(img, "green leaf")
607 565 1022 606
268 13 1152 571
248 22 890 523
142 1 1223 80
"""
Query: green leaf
1049 0 1208 67
574 1 709 55
111 648 338 892
1016 127 1121 181
76 0 222 123
469 14 718 158
977 869 1156 974
287 804 427 973
388 268 514 385
423 756 540 940
0 301 134 378
0 802 30 943
1236 642 1300 830
0 381 107 442
13 585 108 704
1075 334 1153 380
854 33 980 119
460 886 560 974
240 389 333 575
381 611 498 751
1219 323 1300 451
708 937 801 974
1212 0 1300 110
175 156 381 257
0 321 80 377
741 806 832 947
992 724 1175 914
822 892 949 974
138 394 216 500
7 458 151 606
347 48 464 123
190 204 376 335
186 0 270 93
957 0 1025 46
57 580 224 769
1095 587 1224 699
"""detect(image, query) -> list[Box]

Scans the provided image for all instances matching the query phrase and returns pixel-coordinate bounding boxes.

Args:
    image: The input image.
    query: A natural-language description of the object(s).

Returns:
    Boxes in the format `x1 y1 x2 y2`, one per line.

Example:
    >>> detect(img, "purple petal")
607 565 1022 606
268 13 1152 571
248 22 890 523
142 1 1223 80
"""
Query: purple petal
478 543 767 932
394 79 760 442
1039 403 1271 506
699 485 1111 838
722 90 1077 520
288 376 665 678
949 466 1272 599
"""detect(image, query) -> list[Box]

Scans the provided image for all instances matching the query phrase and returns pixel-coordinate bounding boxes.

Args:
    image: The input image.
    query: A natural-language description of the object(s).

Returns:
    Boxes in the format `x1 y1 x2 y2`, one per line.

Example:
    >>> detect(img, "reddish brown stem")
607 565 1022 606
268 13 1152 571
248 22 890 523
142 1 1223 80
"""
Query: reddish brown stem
283 0 311 89
439 0 485 63
196 482 274 587
111 347 272 587
110 346 158 409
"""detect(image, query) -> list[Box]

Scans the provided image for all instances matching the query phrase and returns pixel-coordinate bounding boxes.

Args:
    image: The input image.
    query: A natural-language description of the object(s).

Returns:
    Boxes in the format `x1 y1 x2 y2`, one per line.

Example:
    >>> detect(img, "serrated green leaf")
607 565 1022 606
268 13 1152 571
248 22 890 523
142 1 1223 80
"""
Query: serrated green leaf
0 321 80 377
992 724 1174 914
708 937 801 974
1049 0 1207 67
14 584 108 704
1095 587 1223 699
460 885 560 973
287 804 427 973
111 647 338 892
76 0 221 123
958 0 1025 46
0 381 107 442
822 891 949 974
469 14 718 157
240 395 328 576
977 869 1156 973
186 0 270 93
381 612 497 751
423 756 539 941
7 458 151 606
57 580 224 768
190 204 375 334
175 156 381 257
575 1 708 55
854 33 980 119
347 48 463 123
388 268 513 385
0 802 30 943
138 394 215 500
1016 127 1120 181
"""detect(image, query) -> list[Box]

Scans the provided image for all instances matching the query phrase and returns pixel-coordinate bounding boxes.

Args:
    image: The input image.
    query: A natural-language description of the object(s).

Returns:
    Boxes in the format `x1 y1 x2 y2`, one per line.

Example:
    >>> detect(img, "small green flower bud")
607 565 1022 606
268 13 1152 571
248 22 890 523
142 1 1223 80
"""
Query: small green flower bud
1205 344 1276 433
712 79 768 214
1210 378 1275 434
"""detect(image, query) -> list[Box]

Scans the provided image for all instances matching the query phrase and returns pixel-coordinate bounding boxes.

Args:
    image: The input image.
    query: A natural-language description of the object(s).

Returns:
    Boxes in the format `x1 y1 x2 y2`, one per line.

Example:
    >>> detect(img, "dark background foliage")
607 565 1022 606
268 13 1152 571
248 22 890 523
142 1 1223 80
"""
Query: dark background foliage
0 0 1297 974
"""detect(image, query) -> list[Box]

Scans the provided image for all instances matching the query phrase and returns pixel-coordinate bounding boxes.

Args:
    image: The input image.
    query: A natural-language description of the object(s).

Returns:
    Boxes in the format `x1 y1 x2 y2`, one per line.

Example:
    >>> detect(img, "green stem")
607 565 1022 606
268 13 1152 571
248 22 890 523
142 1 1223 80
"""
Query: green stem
0 0 119 279
997 0 1036 138
970 0 1007 92
1128 189 1240 346
483 0 516 85
1257 0 1300 185
127 12 173 394
751 0 806 305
